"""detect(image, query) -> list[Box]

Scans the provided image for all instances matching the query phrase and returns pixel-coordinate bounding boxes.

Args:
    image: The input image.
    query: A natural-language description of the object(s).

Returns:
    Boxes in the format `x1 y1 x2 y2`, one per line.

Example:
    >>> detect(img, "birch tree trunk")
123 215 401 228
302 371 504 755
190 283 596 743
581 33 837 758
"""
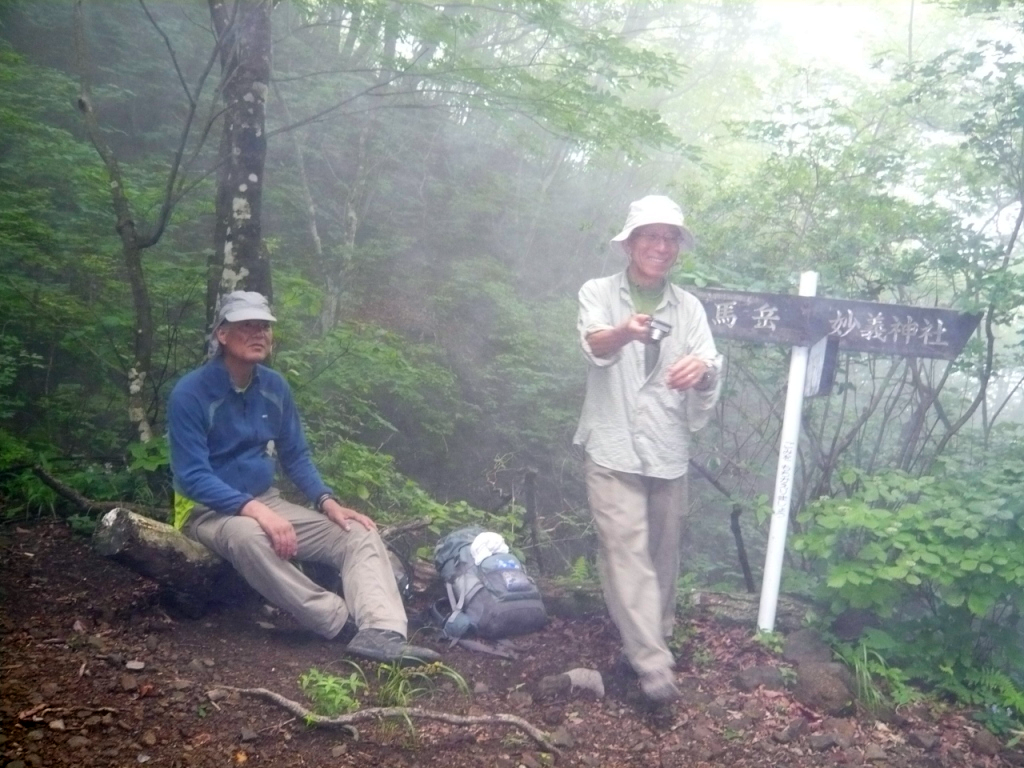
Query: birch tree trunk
208 0 274 322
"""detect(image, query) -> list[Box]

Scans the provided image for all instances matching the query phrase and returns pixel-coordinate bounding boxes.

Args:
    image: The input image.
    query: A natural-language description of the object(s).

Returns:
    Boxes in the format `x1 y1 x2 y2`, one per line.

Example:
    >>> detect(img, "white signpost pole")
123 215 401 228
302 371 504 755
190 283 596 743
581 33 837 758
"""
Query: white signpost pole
756 271 818 633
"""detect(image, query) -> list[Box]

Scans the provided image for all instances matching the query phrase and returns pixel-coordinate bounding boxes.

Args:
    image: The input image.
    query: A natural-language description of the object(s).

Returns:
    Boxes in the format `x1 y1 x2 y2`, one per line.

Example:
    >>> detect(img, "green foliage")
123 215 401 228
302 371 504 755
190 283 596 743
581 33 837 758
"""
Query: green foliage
795 464 1024 620
313 439 487 532
833 635 921 716
0 431 57 520
298 666 367 717
127 437 170 473
795 462 1024 716
557 555 596 587
753 631 784 655
374 660 469 709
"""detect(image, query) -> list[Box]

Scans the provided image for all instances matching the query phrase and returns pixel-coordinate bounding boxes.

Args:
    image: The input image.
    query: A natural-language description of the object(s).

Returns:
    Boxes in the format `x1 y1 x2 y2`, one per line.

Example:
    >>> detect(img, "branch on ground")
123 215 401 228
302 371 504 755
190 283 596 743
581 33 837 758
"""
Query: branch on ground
216 685 561 756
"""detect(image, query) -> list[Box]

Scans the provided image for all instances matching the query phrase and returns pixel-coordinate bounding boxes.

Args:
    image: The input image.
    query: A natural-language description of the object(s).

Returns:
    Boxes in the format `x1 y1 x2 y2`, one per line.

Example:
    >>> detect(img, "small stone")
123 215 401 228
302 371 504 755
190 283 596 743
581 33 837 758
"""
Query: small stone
187 659 206 672
170 679 193 691
734 665 785 692
48 719 66 731
519 752 542 768
126 660 146 671
864 743 887 761
121 674 139 691
550 726 574 748
40 682 60 697
473 681 489 694
26 729 46 742
141 730 158 747
201 658 215 668
972 728 1002 757
565 668 605 698
145 636 160 651
68 735 91 749
507 690 533 709
809 732 839 751
207 688 230 702
331 745 346 757
537 674 572 699
6 761 25 768
240 727 259 742
908 730 940 751
25 756 42 768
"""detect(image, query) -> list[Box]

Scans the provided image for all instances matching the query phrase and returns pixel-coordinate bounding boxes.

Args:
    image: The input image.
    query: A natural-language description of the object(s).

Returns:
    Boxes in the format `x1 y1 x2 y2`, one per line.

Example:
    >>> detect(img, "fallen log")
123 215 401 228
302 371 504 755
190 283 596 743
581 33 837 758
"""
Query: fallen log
94 508 228 592
93 508 241 616
93 507 432 616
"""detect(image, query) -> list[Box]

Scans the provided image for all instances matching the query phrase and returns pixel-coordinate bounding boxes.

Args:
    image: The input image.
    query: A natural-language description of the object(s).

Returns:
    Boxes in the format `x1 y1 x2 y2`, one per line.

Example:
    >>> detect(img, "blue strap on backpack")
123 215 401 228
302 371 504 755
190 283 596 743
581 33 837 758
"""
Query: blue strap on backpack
432 526 547 641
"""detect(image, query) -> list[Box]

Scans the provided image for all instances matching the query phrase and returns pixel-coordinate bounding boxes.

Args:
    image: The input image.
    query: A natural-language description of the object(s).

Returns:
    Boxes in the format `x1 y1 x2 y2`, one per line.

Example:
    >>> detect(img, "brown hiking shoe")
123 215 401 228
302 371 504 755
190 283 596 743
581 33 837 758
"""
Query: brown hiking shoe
345 629 440 665
639 668 681 704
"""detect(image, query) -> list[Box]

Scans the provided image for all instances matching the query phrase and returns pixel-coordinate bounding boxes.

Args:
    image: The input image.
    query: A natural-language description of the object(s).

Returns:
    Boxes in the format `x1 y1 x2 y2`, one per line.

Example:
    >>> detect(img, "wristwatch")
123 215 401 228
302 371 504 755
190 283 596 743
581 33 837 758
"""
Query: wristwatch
695 367 717 391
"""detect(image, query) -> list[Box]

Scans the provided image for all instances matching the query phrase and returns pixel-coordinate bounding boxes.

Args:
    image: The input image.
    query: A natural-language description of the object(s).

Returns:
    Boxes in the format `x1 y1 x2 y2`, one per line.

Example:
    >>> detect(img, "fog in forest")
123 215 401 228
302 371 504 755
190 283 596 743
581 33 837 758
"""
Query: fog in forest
3 0 1024 704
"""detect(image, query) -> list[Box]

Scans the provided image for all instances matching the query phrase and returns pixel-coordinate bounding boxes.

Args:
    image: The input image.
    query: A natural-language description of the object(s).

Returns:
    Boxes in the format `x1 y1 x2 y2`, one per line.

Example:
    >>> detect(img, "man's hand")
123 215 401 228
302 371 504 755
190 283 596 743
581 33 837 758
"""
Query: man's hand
666 355 711 391
323 498 377 532
240 499 298 559
586 314 652 358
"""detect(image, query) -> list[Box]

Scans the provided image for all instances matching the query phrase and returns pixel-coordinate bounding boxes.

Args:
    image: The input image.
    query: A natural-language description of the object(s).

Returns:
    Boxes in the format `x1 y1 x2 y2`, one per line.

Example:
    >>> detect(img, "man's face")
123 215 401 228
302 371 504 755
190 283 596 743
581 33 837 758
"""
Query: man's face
626 223 682 284
216 320 273 364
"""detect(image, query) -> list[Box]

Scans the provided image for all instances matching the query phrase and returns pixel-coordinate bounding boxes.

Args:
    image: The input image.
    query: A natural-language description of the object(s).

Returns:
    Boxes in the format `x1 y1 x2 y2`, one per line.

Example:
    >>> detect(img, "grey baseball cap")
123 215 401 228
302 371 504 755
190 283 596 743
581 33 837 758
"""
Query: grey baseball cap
215 291 277 326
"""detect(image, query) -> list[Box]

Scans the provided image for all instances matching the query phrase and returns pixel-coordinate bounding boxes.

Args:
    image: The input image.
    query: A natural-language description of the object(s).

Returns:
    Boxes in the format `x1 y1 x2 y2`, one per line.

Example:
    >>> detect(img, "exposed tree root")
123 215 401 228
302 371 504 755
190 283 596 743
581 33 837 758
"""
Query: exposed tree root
215 685 561 756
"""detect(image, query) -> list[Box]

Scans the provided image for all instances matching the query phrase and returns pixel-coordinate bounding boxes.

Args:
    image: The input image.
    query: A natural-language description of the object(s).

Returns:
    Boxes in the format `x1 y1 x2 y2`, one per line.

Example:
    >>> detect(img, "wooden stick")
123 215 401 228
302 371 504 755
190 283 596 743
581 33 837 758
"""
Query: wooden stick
216 686 561 756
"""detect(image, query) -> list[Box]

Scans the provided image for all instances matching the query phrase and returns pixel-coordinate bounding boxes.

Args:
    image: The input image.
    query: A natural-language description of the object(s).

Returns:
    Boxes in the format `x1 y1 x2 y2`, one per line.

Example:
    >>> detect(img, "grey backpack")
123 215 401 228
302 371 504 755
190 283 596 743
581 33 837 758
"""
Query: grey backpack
432 526 547 640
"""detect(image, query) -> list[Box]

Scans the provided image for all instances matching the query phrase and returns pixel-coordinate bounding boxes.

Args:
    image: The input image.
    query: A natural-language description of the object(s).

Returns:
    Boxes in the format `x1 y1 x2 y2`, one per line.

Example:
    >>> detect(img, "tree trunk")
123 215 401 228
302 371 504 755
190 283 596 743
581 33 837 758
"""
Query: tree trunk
73 0 155 444
208 0 273 326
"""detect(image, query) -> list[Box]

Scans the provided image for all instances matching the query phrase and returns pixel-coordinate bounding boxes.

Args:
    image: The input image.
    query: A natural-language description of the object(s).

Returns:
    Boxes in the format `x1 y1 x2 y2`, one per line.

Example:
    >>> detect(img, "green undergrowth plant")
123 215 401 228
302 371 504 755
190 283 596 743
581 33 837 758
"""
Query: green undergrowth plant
313 439 488 533
832 632 921 717
554 555 596 587
298 665 367 719
753 630 784 655
375 660 469 709
794 461 1024 721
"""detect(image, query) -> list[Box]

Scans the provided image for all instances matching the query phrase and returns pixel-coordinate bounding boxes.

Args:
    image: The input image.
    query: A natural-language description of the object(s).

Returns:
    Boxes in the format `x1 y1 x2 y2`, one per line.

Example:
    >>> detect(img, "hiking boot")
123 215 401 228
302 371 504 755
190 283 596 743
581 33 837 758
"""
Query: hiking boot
345 628 441 665
639 668 681 705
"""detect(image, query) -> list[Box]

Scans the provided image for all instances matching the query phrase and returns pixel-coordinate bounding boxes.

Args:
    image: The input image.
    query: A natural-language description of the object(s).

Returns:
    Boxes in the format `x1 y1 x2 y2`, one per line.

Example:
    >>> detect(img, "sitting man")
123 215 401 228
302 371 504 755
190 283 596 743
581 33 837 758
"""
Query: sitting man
168 290 438 664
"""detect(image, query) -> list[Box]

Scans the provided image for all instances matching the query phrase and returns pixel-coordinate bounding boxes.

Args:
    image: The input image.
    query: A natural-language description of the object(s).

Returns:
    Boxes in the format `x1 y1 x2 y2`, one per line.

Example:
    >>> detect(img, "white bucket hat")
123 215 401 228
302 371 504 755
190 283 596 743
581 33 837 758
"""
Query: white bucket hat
610 195 695 253
215 291 277 327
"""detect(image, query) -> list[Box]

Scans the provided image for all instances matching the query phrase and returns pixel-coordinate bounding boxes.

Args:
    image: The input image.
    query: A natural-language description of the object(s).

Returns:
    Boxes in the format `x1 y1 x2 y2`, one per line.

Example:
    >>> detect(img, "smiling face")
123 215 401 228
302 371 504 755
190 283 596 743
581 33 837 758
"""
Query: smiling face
625 223 682 287
216 320 274 366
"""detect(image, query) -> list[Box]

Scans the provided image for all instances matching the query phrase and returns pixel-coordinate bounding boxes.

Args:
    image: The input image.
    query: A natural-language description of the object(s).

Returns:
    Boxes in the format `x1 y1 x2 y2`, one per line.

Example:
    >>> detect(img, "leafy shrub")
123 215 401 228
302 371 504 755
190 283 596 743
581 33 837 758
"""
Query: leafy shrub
314 438 490 534
794 462 1024 717
298 666 367 717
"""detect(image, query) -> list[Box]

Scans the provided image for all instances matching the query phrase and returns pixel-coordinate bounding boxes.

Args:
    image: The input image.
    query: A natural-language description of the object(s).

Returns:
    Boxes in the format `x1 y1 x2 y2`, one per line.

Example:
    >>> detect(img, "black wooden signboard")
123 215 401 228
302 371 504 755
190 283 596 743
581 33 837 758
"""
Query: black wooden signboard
688 288 981 361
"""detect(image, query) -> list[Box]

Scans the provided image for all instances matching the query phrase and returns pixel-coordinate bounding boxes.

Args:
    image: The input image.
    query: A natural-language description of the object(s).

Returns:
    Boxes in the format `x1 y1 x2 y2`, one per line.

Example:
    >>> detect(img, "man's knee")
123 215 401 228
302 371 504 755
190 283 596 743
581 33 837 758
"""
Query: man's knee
219 518 274 562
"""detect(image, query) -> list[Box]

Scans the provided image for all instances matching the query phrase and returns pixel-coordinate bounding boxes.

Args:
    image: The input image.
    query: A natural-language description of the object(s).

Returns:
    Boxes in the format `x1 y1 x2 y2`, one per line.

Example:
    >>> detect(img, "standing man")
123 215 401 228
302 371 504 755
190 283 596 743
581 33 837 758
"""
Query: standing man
574 196 721 704
169 291 438 664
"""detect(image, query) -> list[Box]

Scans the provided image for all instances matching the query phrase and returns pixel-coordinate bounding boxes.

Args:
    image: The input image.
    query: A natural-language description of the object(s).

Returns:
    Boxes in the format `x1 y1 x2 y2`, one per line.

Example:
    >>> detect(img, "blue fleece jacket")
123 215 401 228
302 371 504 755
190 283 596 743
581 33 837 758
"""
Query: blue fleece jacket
168 356 331 515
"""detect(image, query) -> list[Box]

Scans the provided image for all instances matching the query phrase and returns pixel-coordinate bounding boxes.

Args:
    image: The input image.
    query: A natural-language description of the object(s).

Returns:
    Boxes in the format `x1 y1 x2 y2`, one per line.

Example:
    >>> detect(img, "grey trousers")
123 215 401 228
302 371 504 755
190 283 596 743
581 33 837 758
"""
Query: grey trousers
584 455 687 677
185 488 407 639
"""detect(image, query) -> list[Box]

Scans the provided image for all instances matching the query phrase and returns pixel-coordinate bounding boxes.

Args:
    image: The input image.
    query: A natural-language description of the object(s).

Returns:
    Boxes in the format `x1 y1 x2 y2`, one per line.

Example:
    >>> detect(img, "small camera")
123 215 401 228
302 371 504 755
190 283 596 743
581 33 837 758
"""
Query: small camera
648 319 672 342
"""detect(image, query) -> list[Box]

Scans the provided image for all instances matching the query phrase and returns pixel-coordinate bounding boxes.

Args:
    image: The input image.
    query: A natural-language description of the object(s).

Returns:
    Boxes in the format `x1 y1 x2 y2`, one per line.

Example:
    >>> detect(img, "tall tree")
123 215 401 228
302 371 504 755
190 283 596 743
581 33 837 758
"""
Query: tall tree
208 0 274 318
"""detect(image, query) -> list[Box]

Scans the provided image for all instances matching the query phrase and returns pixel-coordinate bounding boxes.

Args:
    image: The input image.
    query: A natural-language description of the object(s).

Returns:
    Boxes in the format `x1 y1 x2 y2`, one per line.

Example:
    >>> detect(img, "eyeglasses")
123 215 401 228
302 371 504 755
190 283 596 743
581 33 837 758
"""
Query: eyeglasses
231 320 273 336
636 232 682 248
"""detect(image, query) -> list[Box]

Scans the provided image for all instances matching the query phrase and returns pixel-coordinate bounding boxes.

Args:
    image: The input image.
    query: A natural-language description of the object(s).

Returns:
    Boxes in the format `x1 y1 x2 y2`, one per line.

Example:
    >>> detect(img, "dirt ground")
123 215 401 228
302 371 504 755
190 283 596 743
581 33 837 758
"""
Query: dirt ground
1 521 1021 768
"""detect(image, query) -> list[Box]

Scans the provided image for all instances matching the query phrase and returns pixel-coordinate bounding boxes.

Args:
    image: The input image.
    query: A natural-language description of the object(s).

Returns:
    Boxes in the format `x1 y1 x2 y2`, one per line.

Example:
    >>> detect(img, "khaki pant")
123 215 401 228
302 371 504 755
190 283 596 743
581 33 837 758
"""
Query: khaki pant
584 455 687 677
185 488 407 639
